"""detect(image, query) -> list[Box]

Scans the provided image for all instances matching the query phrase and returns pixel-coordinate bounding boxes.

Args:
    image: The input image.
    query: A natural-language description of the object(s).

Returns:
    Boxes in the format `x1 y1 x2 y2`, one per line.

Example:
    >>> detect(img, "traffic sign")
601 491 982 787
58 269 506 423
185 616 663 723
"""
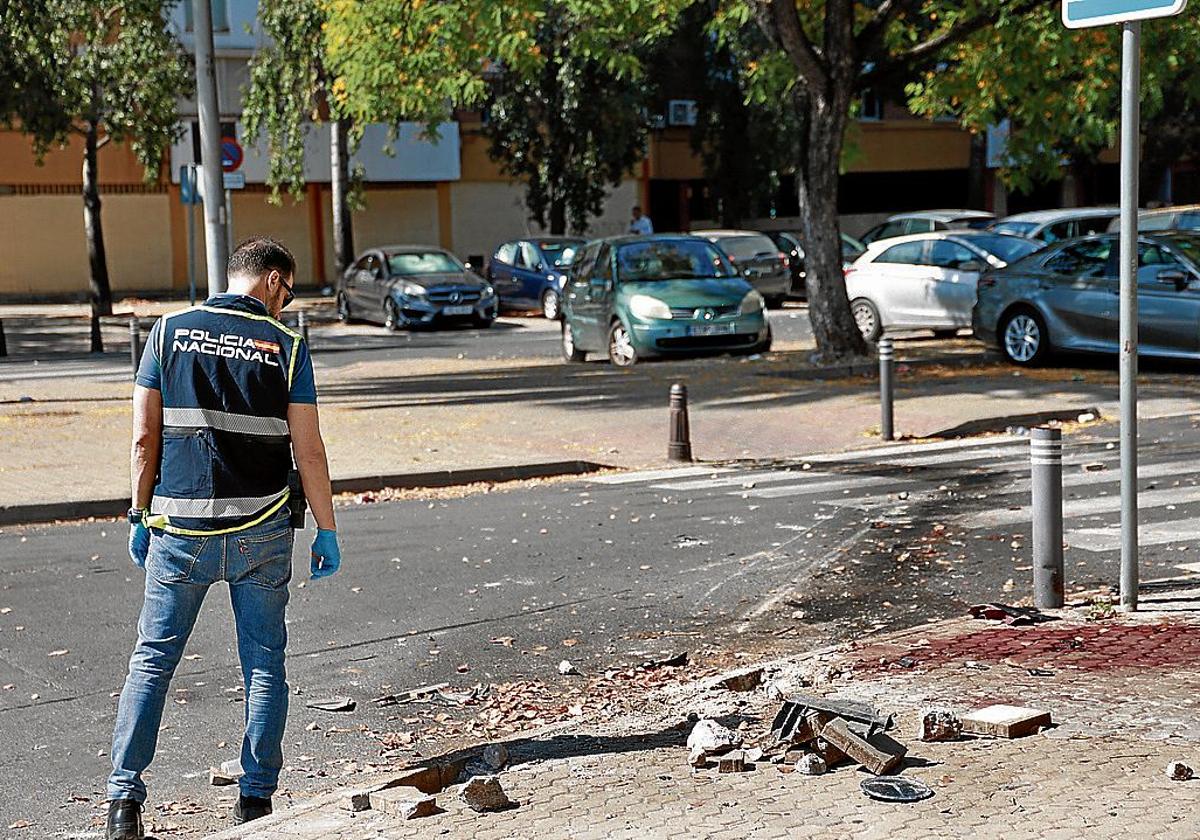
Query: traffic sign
223 171 245 190
179 164 201 205
1063 0 1186 28
220 136 243 173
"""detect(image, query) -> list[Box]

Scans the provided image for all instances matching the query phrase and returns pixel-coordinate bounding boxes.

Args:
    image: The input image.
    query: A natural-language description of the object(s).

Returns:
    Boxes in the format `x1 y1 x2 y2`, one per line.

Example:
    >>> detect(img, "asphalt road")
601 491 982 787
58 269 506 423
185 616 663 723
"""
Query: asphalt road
4 413 1200 836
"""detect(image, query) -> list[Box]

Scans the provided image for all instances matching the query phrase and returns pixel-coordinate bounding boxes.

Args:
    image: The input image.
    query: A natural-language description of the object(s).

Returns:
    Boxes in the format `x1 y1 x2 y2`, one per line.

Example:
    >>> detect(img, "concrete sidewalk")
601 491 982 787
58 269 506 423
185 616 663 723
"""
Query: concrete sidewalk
203 597 1200 839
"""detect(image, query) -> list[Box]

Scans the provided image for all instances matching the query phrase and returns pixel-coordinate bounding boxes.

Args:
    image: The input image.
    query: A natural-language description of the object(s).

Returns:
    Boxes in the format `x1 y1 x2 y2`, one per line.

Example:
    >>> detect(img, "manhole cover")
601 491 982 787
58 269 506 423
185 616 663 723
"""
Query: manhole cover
860 776 934 803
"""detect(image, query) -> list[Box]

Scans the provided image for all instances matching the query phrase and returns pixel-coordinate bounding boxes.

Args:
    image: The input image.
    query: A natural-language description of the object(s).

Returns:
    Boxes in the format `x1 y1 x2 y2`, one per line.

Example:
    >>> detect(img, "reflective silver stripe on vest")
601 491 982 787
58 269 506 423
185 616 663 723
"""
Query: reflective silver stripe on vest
151 490 288 519
162 407 289 436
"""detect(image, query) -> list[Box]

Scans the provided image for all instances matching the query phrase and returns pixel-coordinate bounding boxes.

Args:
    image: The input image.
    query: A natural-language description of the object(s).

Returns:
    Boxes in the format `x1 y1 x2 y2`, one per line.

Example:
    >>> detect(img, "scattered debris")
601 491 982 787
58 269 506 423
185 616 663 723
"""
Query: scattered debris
1083 597 1117 621
208 759 243 786
306 696 356 713
340 790 372 812
673 535 710 549
742 747 764 764
917 709 963 743
1077 412 1097 423
719 669 763 693
687 719 743 755
717 751 747 773
967 603 1047 626
437 684 489 706
687 746 709 768
1082 462 1107 473
558 660 580 676
643 652 689 669
482 743 509 771
460 775 513 813
796 753 827 776
1026 667 1055 678
1166 761 1194 782
371 789 439 819
371 683 450 707
860 776 934 803
962 705 1052 739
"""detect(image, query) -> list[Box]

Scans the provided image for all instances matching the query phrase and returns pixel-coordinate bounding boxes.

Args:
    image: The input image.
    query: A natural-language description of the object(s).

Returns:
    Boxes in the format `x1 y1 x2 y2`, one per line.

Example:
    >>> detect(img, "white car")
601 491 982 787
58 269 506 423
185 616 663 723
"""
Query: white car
845 231 1040 341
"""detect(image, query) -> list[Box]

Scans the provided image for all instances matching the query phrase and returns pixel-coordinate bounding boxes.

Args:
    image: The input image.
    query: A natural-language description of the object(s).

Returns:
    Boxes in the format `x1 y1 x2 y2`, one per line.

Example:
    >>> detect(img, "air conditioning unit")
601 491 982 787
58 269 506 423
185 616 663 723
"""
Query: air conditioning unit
667 100 698 127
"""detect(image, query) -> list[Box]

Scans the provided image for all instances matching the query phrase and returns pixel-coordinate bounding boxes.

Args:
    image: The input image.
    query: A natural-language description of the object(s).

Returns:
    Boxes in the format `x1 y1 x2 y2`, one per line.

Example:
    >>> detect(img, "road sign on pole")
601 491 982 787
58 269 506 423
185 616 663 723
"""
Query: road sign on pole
1061 0 1185 611
1063 0 1185 28
220 136 243 173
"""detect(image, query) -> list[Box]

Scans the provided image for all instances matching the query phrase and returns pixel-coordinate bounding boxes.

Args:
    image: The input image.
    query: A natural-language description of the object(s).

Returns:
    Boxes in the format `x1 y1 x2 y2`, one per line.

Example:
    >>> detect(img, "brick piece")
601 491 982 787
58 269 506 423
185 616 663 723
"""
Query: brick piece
340 790 371 812
460 775 514 812
720 669 763 692
819 718 905 775
370 788 438 819
717 751 747 773
810 736 847 766
918 708 964 742
961 705 1052 739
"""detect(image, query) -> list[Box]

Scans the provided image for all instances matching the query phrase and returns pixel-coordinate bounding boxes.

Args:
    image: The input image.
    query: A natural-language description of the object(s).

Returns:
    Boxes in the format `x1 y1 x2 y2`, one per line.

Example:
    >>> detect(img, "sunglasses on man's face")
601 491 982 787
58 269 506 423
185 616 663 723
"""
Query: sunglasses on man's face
278 275 295 309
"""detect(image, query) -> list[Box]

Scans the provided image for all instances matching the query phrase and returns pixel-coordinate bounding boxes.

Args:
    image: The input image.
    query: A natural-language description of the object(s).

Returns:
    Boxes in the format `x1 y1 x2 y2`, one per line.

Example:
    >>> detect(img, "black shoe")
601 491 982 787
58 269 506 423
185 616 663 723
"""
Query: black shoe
233 794 272 825
106 799 143 840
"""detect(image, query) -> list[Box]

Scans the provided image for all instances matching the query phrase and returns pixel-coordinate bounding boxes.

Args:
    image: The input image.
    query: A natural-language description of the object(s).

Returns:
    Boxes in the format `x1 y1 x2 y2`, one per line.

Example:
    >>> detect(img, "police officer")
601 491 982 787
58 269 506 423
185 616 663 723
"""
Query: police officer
105 238 342 840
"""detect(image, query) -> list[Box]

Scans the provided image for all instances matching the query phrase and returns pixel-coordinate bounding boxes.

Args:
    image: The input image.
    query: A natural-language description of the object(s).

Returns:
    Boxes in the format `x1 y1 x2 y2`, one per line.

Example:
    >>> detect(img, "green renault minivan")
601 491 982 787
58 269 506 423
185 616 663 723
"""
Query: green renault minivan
560 235 772 366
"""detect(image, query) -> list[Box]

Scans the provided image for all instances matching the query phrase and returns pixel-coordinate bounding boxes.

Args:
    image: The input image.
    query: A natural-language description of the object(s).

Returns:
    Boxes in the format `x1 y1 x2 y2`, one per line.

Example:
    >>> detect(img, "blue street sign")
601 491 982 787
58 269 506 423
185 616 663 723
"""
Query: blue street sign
179 164 201 205
1063 0 1186 28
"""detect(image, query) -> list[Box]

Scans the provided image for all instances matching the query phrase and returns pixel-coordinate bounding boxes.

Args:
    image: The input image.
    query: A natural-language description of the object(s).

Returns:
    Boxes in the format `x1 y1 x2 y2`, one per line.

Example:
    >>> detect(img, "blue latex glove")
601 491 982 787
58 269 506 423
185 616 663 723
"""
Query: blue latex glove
129 521 150 568
310 529 342 580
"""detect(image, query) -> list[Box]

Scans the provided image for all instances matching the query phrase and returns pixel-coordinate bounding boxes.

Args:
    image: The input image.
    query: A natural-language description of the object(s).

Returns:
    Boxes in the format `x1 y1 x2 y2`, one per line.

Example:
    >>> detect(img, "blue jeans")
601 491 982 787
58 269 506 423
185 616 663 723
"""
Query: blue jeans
108 509 293 803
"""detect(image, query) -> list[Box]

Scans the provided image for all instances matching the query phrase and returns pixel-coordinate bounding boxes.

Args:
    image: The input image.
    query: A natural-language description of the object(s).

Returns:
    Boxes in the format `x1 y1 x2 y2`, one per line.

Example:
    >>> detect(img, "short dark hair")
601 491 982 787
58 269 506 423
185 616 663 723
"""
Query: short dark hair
227 237 295 281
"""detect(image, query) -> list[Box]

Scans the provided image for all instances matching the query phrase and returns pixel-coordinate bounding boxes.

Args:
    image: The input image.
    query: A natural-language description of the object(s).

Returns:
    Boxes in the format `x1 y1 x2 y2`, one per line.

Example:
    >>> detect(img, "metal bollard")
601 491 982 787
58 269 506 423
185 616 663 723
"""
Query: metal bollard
1031 426 1064 608
129 318 142 374
878 336 894 442
668 383 693 462
298 309 310 345
0 318 7 357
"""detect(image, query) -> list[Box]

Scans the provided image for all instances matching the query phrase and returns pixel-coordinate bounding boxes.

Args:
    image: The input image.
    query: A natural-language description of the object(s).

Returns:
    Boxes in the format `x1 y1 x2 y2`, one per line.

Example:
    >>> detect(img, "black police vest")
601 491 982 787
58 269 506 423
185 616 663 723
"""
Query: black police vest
150 298 301 534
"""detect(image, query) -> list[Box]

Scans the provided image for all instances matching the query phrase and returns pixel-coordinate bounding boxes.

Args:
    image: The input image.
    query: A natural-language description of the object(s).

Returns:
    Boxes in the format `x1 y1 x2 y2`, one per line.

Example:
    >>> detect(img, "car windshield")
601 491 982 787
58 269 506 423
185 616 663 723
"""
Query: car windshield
387 251 463 275
539 241 585 268
965 234 1041 264
615 240 735 282
715 234 778 261
1162 235 1200 268
991 221 1039 238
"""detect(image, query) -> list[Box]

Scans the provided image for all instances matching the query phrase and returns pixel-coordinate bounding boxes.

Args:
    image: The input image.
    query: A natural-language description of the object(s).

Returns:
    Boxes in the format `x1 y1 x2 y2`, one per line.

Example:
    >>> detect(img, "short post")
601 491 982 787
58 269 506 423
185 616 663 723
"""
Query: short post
878 336 894 442
668 383 693 462
0 319 7 357
298 309 310 345
129 318 142 374
1031 426 1064 609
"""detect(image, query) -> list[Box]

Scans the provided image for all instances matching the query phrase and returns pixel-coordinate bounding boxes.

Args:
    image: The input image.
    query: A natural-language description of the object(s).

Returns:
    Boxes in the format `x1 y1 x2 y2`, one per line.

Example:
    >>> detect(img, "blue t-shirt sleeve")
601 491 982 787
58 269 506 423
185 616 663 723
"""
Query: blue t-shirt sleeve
289 338 317 404
134 319 163 390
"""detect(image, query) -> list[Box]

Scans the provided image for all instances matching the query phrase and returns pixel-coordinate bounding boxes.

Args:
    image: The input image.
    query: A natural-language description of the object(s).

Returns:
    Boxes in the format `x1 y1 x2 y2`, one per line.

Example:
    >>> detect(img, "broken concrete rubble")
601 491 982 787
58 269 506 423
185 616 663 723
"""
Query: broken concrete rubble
717 751 747 773
686 718 743 755
961 705 1051 739
460 775 514 813
719 669 763 692
820 718 906 776
796 753 827 776
917 708 963 742
482 743 510 771
1166 761 1194 781
371 789 439 820
208 758 243 786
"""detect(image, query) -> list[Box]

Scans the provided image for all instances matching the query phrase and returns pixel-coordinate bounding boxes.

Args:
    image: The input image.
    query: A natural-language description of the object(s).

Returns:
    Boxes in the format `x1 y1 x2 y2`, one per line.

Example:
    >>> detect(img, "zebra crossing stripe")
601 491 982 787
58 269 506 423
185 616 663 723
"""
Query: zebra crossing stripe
590 466 735 485
959 483 1200 529
1070 519 1200 553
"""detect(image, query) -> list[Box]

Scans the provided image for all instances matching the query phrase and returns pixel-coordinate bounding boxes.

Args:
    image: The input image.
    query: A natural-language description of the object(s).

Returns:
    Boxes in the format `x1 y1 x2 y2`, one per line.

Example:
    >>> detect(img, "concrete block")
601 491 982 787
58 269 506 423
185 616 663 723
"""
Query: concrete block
460 775 513 812
370 788 439 819
961 705 1052 739
819 718 905 775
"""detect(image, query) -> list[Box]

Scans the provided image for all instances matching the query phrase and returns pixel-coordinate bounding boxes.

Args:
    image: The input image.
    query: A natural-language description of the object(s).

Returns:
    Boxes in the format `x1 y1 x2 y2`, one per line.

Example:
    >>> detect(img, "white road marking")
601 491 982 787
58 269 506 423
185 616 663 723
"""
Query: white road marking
1070 519 1200 553
959 484 1200 529
589 466 734 485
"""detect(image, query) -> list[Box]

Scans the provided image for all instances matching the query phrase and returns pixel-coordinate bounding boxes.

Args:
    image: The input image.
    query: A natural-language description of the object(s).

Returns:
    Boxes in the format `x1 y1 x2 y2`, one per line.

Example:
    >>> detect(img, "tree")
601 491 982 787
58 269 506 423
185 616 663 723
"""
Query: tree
906 6 1200 203
1 0 191 350
671 2 797 228
712 0 1049 362
243 0 358 279
482 3 652 235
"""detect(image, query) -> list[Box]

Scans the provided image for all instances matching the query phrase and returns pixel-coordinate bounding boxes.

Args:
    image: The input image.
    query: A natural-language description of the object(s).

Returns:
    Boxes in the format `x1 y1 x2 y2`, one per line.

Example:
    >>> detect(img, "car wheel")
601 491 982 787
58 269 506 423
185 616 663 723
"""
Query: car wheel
541 289 561 320
1000 308 1049 366
336 292 352 323
561 321 586 362
607 320 638 367
384 299 403 332
851 298 882 342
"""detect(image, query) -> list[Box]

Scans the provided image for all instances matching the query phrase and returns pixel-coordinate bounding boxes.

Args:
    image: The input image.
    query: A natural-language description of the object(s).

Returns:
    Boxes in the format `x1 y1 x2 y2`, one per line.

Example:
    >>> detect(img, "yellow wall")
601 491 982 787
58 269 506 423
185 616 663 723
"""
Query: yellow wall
0 130 154 185
0 193 172 296
850 122 971 173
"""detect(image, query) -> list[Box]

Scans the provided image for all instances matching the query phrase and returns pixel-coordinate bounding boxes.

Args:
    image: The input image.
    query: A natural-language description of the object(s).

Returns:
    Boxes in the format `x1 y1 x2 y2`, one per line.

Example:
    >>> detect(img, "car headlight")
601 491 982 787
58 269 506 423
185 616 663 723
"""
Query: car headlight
398 282 426 297
629 294 672 320
482 285 495 299
739 290 766 315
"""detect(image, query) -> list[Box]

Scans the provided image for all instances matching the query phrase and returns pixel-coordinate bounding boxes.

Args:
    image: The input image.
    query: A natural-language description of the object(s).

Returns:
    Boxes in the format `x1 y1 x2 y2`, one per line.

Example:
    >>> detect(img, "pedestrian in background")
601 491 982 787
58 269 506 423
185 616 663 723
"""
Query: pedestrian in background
105 237 343 840
629 205 654 235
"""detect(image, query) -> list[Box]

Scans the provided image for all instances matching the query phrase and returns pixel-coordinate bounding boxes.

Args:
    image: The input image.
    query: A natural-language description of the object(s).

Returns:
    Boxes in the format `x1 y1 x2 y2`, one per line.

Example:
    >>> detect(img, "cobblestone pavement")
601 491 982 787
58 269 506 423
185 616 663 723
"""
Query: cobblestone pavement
207 607 1200 839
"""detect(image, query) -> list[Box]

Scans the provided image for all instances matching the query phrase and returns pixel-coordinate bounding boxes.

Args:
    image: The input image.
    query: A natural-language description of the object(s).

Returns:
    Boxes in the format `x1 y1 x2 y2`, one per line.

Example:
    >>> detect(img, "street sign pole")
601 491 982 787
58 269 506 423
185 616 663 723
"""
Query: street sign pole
193 0 228 294
1118 21 1141 611
186 164 197 306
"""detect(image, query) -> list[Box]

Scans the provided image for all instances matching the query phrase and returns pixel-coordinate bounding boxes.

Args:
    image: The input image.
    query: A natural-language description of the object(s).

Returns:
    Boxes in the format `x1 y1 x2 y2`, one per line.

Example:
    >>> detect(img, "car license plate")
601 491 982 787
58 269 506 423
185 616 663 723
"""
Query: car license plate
688 323 736 337
443 305 473 316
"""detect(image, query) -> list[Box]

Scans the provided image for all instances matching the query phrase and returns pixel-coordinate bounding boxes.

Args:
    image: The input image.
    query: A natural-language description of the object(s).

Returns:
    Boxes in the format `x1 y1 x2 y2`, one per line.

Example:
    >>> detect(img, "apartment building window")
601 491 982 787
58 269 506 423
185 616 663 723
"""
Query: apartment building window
859 90 883 121
184 0 230 33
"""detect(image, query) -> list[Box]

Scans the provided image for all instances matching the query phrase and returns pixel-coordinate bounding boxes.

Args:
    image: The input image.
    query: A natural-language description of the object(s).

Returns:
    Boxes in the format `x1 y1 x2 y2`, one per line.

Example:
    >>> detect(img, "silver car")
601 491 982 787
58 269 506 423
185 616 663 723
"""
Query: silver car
990 207 1119 244
974 231 1200 365
1106 204 1200 233
859 209 996 246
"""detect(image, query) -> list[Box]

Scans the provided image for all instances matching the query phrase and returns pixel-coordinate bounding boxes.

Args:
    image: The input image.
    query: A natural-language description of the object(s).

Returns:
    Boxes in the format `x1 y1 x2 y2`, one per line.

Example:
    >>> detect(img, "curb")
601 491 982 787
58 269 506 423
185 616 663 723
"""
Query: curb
0 460 609 528
758 348 1000 383
928 406 1102 439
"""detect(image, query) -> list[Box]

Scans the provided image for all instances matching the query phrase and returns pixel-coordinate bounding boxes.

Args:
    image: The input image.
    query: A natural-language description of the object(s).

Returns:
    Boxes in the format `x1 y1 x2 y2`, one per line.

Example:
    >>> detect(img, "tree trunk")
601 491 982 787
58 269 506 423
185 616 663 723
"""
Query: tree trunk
330 117 355 279
549 195 567 235
967 131 987 210
83 119 112 353
794 91 869 362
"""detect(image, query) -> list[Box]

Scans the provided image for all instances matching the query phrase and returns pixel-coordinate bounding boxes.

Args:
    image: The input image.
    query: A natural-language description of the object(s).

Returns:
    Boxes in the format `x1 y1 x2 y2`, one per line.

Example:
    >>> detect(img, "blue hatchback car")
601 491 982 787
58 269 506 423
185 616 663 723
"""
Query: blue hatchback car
487 236 587 319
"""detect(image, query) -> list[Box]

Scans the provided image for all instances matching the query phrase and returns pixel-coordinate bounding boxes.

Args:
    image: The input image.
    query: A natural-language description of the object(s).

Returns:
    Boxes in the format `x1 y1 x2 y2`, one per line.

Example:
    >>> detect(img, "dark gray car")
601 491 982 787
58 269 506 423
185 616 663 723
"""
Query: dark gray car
974 231 1200 365
695 230 792 306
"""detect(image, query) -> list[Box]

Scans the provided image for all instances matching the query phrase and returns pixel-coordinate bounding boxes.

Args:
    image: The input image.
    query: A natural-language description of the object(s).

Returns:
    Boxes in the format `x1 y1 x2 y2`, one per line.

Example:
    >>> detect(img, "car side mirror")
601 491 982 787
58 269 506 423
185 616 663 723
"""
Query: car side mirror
1158 268 1189 290
959 260 984 272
